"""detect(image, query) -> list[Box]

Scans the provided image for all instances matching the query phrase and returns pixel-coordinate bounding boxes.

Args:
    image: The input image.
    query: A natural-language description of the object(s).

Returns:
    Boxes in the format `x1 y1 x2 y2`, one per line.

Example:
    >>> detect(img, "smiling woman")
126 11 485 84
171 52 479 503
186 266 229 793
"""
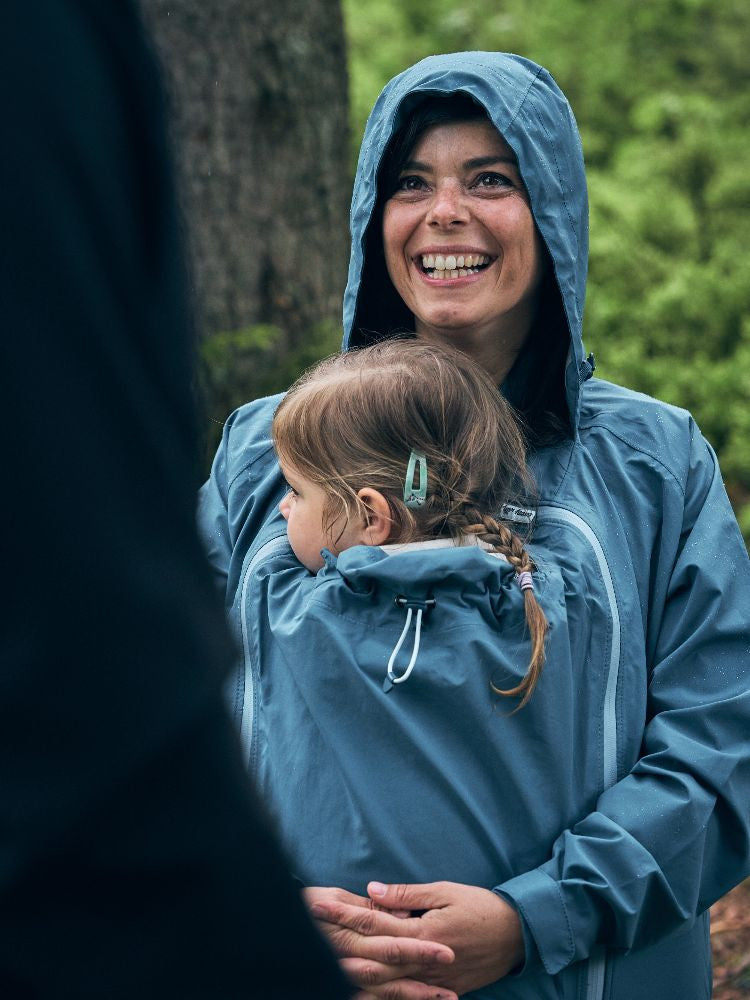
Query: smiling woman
352 91 569 446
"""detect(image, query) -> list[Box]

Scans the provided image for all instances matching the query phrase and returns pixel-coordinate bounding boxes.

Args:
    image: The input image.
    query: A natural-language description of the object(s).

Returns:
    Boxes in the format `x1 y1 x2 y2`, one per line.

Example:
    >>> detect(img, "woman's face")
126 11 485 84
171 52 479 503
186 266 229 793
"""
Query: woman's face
382 120 545 367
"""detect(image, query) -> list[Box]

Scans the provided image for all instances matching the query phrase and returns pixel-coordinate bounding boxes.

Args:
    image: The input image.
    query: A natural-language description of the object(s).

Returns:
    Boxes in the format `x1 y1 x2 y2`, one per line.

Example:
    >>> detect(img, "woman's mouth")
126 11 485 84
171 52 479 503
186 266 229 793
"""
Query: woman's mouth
418 253 492 280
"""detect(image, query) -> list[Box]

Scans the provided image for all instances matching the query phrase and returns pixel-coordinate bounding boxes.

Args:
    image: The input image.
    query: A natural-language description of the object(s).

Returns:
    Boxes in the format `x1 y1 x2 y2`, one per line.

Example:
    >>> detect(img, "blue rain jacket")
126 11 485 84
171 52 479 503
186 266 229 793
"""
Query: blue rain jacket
199 52 750 1000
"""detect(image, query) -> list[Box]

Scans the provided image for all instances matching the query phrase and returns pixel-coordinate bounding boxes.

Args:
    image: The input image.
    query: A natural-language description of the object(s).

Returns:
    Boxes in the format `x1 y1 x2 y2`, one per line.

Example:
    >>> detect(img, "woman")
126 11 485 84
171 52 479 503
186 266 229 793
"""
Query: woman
199 52 750 999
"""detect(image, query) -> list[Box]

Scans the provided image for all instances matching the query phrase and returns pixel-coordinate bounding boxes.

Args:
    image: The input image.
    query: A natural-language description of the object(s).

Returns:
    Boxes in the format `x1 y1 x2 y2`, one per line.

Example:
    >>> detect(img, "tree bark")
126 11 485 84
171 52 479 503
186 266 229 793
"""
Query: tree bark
141 0 350 350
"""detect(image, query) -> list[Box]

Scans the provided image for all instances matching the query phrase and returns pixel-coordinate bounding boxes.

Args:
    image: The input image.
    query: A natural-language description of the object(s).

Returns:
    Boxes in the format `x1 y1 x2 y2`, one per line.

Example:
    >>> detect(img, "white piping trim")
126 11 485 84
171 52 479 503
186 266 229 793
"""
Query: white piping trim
538 506 620 789
586 947 607 1000
238 534 289 767
538 505 621 1000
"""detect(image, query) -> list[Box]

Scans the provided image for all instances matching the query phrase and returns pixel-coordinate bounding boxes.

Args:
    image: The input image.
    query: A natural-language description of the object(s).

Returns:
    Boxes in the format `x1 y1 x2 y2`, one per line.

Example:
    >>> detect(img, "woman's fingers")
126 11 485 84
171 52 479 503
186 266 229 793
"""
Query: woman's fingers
309 898 423 938
342 955 456 990
372 902 412 918
304 885 370 910
319 922 454 966
352 979 458 1000
337 934 454 968
367 880 448 912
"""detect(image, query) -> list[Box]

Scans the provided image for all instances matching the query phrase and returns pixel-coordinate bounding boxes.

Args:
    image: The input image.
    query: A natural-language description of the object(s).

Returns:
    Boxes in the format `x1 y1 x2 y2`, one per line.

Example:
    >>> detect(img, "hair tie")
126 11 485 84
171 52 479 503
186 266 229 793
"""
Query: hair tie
516 571 534 592
403 450 427 508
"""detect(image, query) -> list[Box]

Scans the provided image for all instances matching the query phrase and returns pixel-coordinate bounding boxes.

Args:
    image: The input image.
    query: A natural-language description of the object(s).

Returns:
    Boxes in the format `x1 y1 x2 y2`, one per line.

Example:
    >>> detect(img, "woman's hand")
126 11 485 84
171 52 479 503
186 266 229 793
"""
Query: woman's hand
305 882 524 999
304 887 458 1000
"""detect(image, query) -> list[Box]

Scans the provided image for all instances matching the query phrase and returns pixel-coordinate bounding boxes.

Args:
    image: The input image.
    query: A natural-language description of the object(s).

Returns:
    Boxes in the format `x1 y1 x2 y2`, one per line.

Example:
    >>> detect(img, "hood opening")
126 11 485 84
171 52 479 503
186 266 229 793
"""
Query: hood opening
501 265 572 446
343 55 590 447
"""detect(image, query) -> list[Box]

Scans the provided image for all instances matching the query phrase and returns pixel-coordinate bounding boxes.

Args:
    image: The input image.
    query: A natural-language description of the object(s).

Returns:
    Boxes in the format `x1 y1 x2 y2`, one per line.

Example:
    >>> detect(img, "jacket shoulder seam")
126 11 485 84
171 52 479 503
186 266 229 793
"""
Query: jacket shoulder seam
579 421 687 497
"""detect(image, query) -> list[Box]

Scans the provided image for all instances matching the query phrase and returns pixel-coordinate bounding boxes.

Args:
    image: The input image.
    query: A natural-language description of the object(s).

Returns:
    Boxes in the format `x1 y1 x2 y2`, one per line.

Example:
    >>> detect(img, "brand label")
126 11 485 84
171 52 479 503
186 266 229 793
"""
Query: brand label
499 503 536 524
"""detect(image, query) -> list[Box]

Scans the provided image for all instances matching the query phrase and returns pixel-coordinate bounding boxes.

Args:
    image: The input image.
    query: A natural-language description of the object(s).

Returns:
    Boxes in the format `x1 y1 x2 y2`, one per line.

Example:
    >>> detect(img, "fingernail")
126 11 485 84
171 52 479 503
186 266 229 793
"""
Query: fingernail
309 904 326 918
368 881 387 897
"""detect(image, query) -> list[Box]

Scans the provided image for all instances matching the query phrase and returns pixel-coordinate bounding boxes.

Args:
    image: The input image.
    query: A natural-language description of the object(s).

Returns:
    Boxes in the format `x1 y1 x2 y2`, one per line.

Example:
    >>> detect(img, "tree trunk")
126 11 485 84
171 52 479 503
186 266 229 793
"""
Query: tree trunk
141 0 350 353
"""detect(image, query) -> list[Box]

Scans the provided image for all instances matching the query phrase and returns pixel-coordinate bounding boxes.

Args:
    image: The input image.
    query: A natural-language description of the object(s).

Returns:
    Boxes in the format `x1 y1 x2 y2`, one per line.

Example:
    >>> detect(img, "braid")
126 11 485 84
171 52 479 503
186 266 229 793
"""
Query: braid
459 511 549 710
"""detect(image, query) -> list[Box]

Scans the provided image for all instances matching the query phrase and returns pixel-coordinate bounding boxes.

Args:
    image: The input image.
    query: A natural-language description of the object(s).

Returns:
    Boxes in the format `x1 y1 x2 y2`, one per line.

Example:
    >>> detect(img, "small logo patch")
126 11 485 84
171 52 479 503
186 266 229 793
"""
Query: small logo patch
499 503 536 525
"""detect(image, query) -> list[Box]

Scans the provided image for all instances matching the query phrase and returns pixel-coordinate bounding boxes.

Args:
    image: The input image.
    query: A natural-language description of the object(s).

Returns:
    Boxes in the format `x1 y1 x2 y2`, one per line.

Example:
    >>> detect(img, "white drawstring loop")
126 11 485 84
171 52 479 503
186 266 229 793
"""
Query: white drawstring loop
383 597 435 692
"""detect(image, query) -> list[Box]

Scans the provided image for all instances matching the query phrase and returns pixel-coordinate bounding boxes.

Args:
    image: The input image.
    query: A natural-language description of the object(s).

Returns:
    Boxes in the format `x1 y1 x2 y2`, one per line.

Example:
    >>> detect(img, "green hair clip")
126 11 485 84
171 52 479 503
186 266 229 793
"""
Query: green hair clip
403 450 427 508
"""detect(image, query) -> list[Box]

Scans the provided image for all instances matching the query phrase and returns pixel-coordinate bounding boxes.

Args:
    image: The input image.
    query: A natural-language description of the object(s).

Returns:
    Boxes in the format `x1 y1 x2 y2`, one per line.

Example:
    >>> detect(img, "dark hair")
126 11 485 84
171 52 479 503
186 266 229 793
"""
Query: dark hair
351 93 571 446
273 339 548 708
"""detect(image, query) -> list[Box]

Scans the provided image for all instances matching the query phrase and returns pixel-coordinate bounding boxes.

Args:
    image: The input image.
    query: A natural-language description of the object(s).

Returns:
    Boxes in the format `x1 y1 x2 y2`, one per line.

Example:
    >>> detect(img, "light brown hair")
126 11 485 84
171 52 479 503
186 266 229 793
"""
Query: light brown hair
272 339 548 707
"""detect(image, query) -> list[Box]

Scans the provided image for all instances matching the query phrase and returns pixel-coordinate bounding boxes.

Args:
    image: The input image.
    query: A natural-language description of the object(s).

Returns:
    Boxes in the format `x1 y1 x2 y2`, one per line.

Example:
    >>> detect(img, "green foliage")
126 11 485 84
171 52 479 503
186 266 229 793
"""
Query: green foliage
199 320 341 465
343 0 750 539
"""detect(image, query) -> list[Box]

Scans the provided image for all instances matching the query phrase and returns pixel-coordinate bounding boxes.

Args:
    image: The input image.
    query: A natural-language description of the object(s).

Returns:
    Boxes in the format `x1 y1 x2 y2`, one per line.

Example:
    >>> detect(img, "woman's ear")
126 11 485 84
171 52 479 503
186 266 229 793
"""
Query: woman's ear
356 488 393 547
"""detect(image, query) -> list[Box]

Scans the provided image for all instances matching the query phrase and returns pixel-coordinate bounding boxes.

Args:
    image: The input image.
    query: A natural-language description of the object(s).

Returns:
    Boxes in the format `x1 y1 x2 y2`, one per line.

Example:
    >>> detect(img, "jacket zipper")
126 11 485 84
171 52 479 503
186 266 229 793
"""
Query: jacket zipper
238 533 289 767
538 505 621 1000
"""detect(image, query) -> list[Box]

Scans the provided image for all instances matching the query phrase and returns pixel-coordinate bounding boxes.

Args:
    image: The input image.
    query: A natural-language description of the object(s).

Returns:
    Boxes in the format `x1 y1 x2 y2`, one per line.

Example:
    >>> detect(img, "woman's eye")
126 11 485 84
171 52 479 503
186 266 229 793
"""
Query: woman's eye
395 174 428 193
472 171 513 189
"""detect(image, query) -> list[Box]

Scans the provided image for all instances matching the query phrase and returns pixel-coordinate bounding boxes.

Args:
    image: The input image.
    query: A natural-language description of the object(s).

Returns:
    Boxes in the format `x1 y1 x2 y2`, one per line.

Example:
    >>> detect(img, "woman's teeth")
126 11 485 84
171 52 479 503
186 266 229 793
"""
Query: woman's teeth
420 253 490 279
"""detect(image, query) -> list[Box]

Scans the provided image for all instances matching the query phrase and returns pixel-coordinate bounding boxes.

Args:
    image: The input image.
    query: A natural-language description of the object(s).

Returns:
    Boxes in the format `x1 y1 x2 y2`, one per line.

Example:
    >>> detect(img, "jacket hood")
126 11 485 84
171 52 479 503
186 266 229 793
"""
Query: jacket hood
342 51 590 430
323 540 518 601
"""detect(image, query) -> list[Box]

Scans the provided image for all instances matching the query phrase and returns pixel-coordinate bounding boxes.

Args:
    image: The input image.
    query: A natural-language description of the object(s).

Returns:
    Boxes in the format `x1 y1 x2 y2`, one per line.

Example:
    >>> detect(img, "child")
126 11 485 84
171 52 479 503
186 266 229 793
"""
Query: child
244 340 582 967
272 338 547 704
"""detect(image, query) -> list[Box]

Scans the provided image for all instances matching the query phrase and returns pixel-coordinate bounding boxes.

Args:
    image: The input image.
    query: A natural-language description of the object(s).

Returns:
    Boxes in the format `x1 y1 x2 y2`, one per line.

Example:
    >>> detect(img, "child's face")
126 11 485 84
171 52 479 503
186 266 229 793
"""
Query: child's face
279 463 369 572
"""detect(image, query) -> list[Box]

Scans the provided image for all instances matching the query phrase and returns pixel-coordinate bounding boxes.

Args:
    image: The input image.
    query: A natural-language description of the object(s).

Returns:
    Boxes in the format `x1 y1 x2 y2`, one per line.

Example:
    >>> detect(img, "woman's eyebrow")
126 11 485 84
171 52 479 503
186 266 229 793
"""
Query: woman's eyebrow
401 159 431 172
463 155 517 169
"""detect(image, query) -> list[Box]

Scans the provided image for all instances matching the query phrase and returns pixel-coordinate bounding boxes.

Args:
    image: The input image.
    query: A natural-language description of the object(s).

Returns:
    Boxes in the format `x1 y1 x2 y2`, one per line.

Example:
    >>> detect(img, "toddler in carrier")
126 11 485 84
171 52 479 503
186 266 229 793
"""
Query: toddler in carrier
273 337 547 702
246 339 582 938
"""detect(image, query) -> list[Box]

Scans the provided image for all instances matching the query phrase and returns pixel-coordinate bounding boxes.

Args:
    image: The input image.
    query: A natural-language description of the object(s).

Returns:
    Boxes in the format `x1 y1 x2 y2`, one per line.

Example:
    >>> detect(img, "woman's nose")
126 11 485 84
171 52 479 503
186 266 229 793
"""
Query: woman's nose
426 181 469 227
279 493 291 520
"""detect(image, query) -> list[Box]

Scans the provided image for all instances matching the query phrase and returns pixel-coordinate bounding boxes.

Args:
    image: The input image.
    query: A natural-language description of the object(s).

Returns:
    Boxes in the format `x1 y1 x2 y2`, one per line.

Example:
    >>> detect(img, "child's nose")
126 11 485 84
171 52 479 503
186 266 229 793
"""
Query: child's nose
279 493 291 520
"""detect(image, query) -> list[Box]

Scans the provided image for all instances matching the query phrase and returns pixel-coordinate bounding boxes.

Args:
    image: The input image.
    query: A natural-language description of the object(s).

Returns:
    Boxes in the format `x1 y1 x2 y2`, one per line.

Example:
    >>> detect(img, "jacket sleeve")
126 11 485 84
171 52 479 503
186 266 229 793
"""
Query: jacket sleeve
495 422 750 974
197 396 283 606
198 410 239 598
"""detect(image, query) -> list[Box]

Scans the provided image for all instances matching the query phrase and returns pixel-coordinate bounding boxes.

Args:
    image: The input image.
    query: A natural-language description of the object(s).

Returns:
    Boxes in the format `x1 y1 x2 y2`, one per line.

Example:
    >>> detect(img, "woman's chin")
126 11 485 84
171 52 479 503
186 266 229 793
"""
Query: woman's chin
415 310 486 341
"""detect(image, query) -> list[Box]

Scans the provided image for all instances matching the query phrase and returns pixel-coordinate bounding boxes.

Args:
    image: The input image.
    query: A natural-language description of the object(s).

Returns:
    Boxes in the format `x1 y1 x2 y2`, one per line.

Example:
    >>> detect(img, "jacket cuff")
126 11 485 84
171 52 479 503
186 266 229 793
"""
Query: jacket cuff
491 888 543 976
494 869 576 975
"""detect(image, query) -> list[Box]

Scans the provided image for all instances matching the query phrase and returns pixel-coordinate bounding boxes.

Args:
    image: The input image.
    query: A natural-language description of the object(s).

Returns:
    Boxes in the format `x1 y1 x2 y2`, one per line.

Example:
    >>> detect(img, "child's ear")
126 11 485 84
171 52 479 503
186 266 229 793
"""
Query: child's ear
356 488 392 547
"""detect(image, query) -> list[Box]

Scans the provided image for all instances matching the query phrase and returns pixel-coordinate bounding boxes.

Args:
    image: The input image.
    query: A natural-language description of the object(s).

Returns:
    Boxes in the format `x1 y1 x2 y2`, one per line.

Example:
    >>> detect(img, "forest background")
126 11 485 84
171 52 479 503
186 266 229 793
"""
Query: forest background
142 1 749 994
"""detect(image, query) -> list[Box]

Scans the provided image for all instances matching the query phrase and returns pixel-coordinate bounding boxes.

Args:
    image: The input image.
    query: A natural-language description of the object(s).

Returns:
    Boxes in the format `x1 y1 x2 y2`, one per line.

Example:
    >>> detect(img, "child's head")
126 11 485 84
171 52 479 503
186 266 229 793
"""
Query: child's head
273 338 532 571
273 338 547 708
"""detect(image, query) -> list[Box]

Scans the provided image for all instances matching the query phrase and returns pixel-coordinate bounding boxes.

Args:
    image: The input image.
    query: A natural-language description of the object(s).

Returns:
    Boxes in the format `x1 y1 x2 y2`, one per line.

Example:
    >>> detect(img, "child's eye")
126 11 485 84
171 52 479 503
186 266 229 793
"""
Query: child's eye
282 481 298 498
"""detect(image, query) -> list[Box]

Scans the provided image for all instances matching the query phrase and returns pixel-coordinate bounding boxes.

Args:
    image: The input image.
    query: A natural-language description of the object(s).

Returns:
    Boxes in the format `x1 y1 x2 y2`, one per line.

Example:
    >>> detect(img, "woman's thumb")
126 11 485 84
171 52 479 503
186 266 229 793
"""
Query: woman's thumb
367 880 442 911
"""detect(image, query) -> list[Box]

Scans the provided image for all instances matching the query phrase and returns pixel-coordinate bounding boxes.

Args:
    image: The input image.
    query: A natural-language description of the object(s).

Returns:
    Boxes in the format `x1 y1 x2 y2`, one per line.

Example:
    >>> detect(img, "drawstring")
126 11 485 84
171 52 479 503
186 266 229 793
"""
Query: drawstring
383 596 435 693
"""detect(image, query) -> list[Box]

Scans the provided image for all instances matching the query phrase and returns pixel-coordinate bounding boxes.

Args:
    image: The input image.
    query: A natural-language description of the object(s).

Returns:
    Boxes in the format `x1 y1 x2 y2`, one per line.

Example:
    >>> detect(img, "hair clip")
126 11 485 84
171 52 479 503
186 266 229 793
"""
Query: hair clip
403 450 427 508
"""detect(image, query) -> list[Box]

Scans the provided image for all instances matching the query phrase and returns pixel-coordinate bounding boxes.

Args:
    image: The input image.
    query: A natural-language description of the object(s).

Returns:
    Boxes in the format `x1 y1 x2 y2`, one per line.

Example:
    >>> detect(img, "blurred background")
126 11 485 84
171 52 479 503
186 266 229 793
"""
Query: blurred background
140 4 749 988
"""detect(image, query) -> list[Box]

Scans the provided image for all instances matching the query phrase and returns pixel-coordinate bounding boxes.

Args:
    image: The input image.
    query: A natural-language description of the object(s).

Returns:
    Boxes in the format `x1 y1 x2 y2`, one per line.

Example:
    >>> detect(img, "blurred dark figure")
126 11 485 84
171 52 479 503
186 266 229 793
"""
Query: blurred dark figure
0 2 351 997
